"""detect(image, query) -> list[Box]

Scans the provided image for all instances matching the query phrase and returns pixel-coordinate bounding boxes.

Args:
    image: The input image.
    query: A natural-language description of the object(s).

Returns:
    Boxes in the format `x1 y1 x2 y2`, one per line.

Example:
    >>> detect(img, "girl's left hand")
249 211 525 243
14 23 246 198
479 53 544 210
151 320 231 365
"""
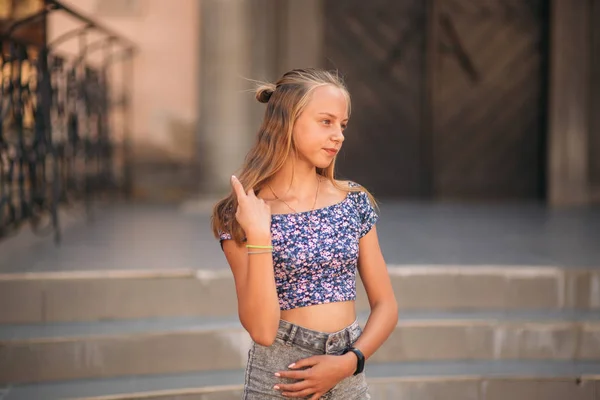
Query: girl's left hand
274 353 356 399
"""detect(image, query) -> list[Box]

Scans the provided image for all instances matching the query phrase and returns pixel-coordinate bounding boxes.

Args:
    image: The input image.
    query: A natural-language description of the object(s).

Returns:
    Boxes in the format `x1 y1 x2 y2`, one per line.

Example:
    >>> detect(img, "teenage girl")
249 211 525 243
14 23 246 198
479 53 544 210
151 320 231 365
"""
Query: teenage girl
211 68 398 399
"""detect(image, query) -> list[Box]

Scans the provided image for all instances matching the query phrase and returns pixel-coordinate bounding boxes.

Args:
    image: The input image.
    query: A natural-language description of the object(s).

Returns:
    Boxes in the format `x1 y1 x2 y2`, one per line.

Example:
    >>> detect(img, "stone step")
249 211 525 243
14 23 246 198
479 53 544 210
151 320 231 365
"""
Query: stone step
1 361 600 400
1 266 598 324
2 311 600 385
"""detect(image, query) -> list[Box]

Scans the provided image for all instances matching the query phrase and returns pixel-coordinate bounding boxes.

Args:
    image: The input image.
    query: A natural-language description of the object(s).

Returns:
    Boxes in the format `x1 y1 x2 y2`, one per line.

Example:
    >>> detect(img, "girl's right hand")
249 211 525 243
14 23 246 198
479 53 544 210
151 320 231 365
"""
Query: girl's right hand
231 175 272 240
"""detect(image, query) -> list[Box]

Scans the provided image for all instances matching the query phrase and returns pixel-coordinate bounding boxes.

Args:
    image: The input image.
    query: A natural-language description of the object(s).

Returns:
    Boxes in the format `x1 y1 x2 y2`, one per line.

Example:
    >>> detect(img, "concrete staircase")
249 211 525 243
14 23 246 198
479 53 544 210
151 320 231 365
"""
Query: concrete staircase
1 266 599 399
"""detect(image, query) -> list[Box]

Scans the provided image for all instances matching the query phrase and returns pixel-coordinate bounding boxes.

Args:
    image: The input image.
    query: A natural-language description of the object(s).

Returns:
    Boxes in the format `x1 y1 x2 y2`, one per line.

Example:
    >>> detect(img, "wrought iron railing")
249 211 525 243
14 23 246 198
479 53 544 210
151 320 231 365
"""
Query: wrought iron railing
0 0 135 244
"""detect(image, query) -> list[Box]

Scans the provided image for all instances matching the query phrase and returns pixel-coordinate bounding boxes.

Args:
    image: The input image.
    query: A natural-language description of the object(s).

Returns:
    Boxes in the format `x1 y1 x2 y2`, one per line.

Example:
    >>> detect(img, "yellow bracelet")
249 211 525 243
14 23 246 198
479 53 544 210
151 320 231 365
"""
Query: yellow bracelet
245 244 273 249
248 250 273 255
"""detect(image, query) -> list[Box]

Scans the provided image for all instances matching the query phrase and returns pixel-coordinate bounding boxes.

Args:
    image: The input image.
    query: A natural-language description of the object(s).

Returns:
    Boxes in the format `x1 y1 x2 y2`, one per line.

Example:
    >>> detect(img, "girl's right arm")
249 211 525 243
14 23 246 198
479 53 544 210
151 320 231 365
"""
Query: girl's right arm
222 175 280 346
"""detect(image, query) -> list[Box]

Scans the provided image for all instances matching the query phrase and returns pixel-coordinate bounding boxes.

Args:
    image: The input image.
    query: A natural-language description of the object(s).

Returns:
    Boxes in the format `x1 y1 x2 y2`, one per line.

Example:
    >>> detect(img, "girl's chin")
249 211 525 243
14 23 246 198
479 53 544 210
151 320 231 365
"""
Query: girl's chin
313 159 334 169
298 152 335 169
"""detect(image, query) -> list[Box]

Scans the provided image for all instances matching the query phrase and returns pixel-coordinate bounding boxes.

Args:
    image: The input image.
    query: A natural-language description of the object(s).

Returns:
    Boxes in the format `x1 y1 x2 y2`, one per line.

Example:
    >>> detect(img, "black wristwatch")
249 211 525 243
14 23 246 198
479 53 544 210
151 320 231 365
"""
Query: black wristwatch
343 347 365 375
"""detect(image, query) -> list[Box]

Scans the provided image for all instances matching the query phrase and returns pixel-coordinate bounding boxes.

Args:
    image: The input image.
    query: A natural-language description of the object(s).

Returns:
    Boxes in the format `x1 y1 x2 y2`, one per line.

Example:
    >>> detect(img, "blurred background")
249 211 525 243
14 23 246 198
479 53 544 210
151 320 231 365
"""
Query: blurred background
0 0 599 399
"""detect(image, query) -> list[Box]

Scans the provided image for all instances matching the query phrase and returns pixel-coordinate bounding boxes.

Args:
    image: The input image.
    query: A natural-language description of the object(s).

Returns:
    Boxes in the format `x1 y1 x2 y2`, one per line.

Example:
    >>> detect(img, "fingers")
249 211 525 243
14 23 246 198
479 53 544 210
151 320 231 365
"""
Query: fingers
230 175 246 200
275 380 311 393
275 370 308 380
231 175 259 200
289 356 320 370
281 388 318 398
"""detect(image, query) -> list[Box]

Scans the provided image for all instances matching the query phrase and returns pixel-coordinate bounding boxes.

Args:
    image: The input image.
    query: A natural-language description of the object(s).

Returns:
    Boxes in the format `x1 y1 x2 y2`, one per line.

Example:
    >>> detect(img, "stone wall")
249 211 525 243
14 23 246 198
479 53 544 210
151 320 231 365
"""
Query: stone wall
196 0 325 196
590 0 600 203
547 0 595 206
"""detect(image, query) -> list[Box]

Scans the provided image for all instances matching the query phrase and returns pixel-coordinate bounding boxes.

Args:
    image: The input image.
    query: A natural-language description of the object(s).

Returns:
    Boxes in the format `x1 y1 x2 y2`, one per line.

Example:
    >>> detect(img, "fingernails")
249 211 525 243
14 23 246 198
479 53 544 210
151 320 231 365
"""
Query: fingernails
274 372 280 377
288 363 295 368
231 175 236 181
273 385 280 390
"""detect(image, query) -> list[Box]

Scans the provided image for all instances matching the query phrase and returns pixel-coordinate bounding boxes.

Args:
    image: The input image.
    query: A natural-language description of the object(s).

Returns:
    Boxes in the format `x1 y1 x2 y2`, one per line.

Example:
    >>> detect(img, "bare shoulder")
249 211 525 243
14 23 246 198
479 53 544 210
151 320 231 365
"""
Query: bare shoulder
320 178 351 203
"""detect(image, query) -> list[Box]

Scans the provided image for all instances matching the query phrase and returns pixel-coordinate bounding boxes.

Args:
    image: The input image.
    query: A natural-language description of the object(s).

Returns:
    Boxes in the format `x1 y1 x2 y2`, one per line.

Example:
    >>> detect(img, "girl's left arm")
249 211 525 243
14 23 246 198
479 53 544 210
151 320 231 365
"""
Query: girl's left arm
349 225 398 361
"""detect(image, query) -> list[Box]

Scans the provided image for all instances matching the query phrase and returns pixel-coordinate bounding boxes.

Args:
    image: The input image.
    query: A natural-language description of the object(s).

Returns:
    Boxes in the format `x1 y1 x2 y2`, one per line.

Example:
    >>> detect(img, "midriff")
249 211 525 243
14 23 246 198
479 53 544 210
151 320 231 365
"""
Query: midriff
279 300 356 333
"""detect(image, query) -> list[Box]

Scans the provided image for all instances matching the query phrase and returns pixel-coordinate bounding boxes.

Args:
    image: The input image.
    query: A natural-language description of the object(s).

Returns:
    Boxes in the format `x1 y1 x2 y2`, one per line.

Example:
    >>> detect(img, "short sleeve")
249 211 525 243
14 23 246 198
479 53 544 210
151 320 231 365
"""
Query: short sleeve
217 206 234 250
219 230 232 242
218 228 232 251
348 181 379 238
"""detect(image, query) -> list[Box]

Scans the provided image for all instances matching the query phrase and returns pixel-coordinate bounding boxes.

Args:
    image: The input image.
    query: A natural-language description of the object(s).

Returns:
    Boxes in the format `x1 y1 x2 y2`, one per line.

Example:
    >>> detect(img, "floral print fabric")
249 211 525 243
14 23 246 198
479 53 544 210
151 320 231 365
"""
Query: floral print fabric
219 181 378 310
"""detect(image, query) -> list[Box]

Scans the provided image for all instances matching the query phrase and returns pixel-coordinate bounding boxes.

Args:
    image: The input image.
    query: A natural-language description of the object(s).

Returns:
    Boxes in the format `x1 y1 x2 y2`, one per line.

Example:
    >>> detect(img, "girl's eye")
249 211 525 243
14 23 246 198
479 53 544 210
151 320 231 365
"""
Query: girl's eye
322 119 331 125
341 124 347 130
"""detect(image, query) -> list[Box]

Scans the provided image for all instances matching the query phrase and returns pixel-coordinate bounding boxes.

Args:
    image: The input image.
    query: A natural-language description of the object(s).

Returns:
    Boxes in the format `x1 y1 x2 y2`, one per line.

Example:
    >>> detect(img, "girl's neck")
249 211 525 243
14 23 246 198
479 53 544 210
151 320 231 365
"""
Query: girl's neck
266 162 320 201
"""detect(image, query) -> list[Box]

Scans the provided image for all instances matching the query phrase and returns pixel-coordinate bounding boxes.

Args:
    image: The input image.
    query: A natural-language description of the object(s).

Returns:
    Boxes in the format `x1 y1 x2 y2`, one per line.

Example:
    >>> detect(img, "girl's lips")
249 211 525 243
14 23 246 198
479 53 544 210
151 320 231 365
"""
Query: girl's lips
323 148 338 156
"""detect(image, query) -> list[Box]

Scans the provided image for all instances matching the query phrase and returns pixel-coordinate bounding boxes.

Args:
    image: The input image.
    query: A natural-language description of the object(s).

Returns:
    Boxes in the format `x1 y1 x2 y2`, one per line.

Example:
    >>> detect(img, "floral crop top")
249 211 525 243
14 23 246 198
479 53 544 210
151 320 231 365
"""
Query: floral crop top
218 181 379 311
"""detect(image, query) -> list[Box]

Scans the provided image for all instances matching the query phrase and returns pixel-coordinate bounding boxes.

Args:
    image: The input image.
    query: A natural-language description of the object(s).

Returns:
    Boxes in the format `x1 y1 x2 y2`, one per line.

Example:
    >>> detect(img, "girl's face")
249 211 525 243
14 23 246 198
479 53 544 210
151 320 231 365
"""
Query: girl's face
291 84 349 169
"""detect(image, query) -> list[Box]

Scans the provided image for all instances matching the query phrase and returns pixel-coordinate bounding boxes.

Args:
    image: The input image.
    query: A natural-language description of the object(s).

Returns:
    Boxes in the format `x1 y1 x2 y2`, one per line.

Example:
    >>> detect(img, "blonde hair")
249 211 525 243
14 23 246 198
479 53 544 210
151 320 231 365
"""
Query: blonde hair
211 68 376 244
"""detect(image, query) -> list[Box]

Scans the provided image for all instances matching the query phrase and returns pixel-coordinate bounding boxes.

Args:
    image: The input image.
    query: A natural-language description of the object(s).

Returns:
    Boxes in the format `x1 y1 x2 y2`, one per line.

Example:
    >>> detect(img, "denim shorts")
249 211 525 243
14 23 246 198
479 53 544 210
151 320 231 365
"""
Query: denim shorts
242 318 371 399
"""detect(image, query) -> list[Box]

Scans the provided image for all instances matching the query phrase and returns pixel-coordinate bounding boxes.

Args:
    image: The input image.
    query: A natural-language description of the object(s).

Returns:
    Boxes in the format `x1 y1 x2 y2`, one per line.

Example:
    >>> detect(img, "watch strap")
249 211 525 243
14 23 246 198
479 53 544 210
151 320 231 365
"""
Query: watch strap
344 347 365 375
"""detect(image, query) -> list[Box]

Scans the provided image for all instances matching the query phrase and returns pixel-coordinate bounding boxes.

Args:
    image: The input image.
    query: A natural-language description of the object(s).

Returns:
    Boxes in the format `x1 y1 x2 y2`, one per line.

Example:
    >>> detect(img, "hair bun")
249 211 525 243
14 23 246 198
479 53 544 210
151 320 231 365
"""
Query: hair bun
255 83 276 103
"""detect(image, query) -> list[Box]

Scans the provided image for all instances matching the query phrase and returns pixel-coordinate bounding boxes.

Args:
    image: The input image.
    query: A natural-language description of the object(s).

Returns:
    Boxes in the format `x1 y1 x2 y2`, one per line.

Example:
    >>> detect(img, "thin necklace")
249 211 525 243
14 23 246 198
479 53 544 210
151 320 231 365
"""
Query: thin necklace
268 176 320 230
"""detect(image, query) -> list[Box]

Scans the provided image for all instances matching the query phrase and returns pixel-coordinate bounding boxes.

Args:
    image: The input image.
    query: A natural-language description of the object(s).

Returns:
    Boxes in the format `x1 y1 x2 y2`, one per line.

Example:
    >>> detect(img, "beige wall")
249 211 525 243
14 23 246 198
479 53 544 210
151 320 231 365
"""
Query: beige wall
46 0 326 199
48 0 200 200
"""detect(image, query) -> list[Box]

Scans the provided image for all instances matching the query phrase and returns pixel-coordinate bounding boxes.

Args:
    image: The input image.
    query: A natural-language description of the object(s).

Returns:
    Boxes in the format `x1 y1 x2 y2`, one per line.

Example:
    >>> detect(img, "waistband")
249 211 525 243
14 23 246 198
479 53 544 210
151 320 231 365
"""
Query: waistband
275 318 362 355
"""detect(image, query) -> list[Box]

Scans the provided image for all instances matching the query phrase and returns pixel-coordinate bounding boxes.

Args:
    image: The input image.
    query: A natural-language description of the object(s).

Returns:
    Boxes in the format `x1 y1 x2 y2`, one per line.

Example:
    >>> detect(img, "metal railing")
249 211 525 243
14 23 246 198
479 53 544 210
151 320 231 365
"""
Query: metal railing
0 0 136 244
